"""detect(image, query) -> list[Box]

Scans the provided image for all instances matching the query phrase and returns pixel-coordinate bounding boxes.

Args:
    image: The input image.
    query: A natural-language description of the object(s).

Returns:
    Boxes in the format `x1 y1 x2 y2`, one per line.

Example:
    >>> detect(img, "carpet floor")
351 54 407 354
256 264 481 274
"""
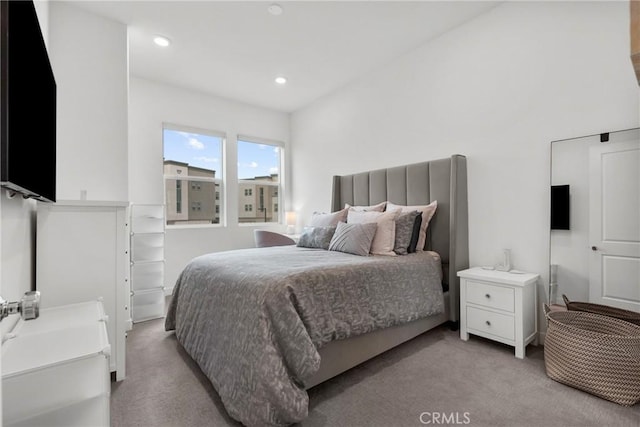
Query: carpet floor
111 318 640 427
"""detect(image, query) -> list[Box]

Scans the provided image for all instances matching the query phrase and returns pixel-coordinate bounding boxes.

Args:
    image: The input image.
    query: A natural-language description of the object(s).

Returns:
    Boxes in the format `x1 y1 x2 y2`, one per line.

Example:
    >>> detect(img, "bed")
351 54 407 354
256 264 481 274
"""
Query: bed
165 155 469 427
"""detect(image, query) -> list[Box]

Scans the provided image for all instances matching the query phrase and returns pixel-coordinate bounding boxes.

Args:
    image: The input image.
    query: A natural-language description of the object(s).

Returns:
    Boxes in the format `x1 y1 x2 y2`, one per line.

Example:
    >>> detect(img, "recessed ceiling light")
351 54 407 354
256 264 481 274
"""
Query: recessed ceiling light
268 4 283 16
275 76 287 85
153 36 171 47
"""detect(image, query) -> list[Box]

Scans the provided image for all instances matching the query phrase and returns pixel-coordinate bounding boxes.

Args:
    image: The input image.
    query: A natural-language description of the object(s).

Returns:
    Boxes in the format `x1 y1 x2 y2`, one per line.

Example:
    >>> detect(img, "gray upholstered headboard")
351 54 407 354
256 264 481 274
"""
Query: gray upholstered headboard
331 154 469 323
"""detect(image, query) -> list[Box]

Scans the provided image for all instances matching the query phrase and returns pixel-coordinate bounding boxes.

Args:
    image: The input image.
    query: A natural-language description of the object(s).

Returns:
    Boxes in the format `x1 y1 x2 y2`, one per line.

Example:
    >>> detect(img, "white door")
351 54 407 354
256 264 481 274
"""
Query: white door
589 136 640 312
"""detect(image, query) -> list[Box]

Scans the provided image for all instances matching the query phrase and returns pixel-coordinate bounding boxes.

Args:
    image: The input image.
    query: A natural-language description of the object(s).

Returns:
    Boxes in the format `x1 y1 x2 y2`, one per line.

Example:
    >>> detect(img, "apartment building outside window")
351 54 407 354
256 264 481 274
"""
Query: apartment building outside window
163 125 224 226
237 137 283 224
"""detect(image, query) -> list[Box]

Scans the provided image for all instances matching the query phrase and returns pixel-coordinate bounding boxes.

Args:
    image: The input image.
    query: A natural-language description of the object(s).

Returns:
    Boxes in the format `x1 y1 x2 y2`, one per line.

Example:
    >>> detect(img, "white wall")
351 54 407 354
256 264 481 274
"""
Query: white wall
291 1 640 332
49 2 128 202
0 199 37 338
128 77 290 289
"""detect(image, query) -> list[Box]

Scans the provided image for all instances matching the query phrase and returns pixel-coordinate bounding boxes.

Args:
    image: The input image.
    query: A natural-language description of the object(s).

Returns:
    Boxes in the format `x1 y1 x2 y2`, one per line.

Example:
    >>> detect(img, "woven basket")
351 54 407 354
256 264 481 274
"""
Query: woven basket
543 304 640 406
563 295 640 326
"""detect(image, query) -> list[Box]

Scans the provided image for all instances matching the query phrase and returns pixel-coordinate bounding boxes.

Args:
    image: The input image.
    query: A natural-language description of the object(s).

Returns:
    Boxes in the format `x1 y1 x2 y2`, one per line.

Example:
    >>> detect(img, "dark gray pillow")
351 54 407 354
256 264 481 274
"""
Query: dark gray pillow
296 226 336 250
328 221 377 256
394 210 420 255
408 213 423 253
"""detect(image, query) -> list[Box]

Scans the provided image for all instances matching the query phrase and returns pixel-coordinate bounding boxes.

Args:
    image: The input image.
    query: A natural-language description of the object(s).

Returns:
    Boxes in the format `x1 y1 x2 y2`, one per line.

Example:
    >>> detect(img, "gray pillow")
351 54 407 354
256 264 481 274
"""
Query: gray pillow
296 226 336 250
328 221 377 256
394 210 420 255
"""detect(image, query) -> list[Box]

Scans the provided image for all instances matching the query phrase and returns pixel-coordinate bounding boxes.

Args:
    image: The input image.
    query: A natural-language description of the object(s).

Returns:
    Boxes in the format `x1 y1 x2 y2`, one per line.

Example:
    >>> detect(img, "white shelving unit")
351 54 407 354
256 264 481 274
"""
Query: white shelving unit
130 204 166 322
2 300 111 427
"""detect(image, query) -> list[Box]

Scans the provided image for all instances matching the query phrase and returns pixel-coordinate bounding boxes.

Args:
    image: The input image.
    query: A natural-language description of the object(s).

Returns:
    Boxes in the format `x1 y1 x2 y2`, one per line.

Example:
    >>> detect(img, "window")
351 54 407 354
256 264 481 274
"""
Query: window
176 180 182 214
163 125 224 226
237 137 283 223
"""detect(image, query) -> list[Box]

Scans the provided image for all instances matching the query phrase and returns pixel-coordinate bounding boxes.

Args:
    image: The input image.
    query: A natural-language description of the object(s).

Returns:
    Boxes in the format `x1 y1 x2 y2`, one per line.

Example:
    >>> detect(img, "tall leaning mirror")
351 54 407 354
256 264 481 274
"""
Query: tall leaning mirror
549 127 640 312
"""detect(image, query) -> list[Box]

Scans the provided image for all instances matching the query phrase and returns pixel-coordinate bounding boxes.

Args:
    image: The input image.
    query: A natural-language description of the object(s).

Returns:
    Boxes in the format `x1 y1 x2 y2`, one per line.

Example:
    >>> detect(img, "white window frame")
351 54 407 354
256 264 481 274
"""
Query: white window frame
237 135 285 225
163 123 226 228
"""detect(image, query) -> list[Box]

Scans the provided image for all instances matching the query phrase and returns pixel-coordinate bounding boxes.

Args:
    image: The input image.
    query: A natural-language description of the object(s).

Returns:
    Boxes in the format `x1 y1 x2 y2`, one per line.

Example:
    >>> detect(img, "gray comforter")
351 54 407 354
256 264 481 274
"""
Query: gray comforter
165 246 444 427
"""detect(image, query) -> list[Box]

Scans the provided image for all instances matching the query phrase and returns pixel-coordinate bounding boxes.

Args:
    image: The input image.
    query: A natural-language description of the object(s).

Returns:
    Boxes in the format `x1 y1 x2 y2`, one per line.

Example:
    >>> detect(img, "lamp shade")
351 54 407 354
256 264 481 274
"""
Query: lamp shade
285 211 297 226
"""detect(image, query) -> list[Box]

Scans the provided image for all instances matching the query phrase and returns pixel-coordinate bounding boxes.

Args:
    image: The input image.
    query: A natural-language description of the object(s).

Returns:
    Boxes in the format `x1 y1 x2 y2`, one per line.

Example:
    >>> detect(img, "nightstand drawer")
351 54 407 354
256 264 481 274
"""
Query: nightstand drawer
466 280 514 312
466 306 515 341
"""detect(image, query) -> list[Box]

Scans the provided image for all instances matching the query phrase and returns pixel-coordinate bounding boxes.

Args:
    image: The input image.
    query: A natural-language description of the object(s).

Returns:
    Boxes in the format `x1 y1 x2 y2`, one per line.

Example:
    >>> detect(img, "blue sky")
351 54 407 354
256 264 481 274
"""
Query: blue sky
163 129 279 180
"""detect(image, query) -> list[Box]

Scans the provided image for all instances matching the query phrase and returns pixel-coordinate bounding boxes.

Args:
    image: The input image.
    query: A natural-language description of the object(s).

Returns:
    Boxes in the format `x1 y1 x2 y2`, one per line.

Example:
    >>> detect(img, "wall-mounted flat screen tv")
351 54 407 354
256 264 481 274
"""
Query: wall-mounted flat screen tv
551 184 570 230
1 0 57 202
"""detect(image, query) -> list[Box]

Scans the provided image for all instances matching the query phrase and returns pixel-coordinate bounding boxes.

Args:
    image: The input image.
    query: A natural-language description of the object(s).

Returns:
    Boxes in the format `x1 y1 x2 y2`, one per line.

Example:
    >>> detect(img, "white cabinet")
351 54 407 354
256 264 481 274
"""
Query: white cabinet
130 204 165 322
36 200 129 380
458 267 539 359
2 300 111 427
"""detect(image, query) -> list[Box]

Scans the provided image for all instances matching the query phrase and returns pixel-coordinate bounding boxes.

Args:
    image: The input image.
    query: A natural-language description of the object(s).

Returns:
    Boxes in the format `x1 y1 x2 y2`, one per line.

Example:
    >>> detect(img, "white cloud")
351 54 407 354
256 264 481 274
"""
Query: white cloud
273 147 280 153
188 137 205 150
258 144 268 150
195 156 218 163
249 161 258 168
269 167 279 174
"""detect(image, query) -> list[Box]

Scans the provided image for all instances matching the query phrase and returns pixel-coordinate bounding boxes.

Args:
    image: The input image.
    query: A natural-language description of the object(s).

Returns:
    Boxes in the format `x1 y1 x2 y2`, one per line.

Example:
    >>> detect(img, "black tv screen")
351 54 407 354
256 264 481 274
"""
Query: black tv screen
551 185 570 230
1 0 56 202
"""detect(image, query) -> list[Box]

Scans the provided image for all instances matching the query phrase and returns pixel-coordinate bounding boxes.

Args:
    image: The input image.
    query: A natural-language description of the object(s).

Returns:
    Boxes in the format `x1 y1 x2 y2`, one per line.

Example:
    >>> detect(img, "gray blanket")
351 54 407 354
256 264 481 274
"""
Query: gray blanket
165 246 444 427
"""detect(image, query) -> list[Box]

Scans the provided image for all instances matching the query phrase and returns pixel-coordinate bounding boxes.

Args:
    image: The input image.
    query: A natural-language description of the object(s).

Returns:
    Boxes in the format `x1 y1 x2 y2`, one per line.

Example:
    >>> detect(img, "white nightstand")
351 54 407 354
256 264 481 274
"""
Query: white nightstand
458 267 539 359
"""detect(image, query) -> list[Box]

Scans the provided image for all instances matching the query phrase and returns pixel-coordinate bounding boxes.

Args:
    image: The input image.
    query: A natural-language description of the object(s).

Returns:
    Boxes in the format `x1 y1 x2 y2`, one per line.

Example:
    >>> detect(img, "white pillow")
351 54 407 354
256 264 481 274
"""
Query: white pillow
309 207 348 227
347 209 399 256
344 201 386 212
385 201 437 252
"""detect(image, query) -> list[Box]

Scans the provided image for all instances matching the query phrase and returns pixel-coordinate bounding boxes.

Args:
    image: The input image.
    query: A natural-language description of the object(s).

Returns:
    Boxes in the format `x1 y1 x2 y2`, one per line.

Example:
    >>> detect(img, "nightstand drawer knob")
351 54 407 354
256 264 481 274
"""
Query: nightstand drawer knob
485 320 491 326
485 293 491 298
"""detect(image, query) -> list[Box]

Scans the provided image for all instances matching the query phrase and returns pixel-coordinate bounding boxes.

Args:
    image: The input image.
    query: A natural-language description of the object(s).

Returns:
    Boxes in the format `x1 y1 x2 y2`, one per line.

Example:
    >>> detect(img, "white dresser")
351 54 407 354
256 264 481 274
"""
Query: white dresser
2 300 111 427
36 200 130 380
458 267 539 358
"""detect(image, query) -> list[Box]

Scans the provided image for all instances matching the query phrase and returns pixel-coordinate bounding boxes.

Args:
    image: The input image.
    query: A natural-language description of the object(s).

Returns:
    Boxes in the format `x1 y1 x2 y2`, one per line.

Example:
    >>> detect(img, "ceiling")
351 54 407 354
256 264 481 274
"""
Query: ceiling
72 1 501 113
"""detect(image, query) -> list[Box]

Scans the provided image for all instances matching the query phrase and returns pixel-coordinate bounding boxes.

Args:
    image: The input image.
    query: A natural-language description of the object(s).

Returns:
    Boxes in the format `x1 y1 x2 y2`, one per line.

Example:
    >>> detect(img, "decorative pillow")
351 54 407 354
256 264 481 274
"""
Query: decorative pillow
309 207 348 227
296 226 336 250
393 211 420 255
407 213 423 253
347 209 399 256
328 222 377 256
386 201 437 252
344 201 386 212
